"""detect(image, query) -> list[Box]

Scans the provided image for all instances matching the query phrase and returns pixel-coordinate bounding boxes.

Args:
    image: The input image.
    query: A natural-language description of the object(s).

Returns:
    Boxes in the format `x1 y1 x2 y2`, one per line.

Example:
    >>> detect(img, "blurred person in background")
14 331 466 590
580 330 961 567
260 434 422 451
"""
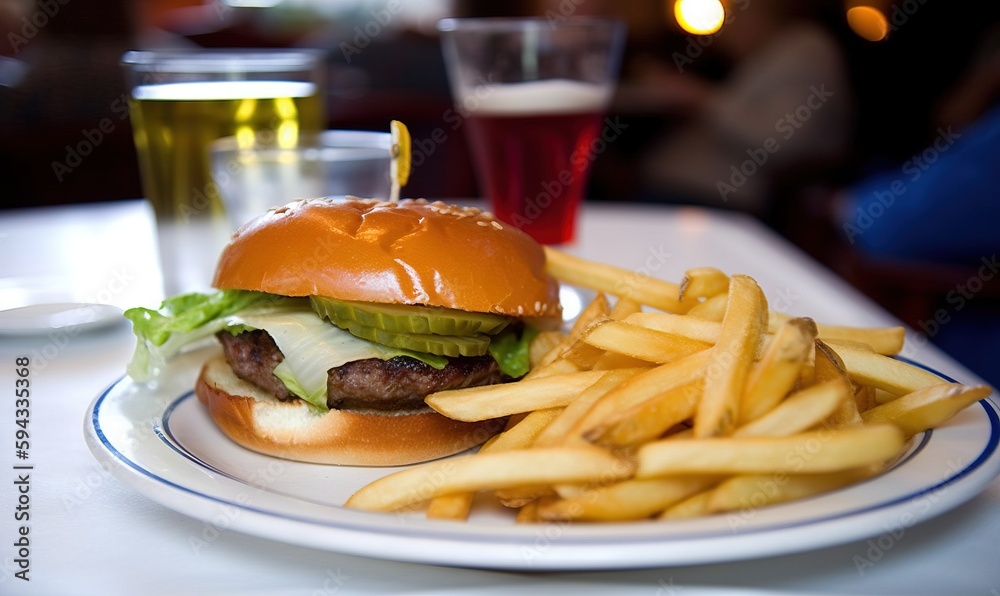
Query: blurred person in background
832 23 1000 387
635 0 854 219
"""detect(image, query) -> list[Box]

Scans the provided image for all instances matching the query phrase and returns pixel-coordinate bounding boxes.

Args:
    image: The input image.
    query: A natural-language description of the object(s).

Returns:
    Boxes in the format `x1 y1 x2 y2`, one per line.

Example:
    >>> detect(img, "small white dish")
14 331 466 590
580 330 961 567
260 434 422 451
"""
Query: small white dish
0 302 124 336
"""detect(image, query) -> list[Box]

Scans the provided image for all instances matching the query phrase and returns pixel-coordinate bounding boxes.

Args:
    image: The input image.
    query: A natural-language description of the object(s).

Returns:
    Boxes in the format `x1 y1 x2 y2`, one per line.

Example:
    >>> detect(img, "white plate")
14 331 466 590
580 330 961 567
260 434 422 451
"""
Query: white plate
84 346 1000 570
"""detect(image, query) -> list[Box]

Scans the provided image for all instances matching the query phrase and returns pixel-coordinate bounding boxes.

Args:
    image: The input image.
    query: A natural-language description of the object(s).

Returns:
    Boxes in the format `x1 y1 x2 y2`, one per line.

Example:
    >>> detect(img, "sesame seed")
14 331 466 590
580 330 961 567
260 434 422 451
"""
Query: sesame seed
491 221 503 230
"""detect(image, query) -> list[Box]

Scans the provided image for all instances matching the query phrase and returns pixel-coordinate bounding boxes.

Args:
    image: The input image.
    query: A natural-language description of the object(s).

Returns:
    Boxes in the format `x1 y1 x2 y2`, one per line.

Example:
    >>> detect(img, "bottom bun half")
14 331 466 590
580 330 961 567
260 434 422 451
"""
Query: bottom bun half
194 355 505 466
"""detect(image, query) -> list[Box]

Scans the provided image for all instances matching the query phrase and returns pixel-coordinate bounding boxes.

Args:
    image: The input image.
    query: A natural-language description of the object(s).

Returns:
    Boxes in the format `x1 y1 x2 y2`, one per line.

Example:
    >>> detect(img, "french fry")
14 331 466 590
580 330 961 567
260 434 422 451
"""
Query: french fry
734 379 849 438
872 388 894 404
592 351 656 371
598 381 701 447
537 476 718 522
489 408 566 506
574 350 713 440
564 292 610 338
798 360 816 388
825 338 875 353
740 317 817 423
769 312 905 355
854 383 878 413
686 293 727 321
426 370 607 421
814 340 864 427
624 311 722 344
491 407 564 450
705 468 878 514
427 408 564 519
695 275 768 437
609 297 642 320
815 339 878 413
496 487 556 509
581 320 712 363
679 267 730 302
526 357 581 380
529 331 565 367
819 325 904 356
559 336 606 369
669 427 694 440
826 341 946 395
514 498 543 523
544 247 698 313
346 447 633 512
426 492 475 521
861 383 992 436
528 293 610 377
658 488 715 520
637 424 906 477
533 368 644 448
814 339 849 382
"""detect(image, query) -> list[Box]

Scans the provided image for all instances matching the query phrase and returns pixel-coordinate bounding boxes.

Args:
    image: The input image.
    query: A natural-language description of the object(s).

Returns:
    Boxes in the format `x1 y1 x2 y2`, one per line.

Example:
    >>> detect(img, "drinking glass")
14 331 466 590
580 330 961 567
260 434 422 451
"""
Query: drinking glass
210 130 391 232
121 49 326 294
437 17 626 245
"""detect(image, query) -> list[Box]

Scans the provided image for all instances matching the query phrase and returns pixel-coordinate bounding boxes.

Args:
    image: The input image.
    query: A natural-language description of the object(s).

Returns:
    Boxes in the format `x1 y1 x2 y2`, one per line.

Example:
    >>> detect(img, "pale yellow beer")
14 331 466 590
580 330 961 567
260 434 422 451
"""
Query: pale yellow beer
129 80 324 221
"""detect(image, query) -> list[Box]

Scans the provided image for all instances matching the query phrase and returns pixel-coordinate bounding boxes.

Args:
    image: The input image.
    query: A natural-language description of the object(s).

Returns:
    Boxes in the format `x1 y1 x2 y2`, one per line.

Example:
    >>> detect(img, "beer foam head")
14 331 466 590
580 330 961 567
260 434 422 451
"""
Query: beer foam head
133 80 317 101
463 79 610 115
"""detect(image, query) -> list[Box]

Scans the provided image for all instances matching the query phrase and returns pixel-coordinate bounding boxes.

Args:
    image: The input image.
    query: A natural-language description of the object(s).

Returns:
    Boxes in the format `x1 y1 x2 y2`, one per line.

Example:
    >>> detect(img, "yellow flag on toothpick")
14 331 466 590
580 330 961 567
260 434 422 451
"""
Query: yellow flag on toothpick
389 120 411 202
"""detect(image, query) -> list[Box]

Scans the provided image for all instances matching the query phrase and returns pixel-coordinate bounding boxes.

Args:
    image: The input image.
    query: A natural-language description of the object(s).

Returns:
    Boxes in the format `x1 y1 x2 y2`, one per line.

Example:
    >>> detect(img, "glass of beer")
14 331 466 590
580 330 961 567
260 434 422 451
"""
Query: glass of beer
437 17 626 245
121 49 326 294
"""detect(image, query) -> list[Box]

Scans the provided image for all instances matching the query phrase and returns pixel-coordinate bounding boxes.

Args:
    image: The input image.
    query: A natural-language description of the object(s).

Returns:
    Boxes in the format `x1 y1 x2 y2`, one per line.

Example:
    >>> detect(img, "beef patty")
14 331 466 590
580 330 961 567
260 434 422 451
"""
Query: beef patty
216 330 504 411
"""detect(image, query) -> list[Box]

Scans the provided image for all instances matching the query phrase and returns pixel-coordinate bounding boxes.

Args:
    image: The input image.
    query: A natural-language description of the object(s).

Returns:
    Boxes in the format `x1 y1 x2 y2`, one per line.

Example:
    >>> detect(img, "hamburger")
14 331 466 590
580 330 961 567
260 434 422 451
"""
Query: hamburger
125 198 561 466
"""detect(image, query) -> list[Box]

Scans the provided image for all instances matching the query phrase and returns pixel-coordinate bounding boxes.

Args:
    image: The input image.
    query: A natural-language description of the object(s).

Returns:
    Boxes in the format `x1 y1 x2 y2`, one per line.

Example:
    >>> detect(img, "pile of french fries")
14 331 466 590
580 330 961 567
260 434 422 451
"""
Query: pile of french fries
346 249 992 522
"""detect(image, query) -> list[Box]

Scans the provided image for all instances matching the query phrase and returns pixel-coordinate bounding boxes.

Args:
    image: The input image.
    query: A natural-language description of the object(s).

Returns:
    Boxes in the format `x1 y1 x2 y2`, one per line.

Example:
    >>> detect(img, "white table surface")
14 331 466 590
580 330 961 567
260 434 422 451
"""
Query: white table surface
1 199 997 596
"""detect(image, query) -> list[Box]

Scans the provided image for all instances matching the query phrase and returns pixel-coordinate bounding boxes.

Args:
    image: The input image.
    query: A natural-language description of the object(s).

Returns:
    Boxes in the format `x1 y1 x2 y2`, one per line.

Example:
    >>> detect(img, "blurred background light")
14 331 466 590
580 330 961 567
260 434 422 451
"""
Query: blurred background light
672 0 726 35
847 4 890 41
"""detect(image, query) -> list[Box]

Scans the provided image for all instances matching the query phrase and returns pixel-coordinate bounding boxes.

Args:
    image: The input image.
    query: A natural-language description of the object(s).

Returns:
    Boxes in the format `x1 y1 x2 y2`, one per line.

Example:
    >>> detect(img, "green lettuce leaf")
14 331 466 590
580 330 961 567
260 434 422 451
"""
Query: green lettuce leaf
124 290 271 346
124 290 280 381
488 325 540 379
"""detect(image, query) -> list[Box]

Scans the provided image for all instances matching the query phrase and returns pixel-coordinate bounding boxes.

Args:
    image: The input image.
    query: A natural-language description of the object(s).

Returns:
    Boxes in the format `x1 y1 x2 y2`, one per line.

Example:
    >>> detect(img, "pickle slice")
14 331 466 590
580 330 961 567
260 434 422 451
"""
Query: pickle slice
334 319 490 357
310 296 510 336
